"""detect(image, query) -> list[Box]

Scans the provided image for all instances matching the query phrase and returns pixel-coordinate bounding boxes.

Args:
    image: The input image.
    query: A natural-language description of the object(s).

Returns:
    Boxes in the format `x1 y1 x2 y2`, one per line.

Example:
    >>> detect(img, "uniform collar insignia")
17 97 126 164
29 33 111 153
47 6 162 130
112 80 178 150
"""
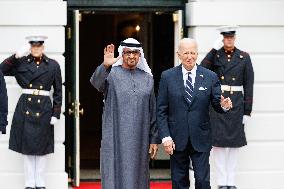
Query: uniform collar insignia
26 54 49 63
41 54 49 63
27 54 32 63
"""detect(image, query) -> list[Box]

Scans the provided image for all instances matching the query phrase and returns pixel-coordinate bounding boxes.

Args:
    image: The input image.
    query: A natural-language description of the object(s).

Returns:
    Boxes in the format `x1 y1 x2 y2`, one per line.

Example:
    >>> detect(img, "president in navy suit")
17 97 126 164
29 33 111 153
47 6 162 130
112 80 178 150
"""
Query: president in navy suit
157 38 232 189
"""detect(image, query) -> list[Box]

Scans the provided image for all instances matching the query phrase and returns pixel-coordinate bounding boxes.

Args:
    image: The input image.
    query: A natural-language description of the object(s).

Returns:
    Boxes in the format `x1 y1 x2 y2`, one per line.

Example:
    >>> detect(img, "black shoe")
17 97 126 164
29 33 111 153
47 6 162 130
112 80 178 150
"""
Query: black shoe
228 187 237 189
25 187 35 189
35 187 46 189
218 186 228 189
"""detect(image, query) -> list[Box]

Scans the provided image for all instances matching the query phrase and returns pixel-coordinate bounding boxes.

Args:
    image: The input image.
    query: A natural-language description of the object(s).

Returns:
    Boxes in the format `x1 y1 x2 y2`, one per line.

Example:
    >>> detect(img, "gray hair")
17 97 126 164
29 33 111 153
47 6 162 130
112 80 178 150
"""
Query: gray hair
177 38 198 52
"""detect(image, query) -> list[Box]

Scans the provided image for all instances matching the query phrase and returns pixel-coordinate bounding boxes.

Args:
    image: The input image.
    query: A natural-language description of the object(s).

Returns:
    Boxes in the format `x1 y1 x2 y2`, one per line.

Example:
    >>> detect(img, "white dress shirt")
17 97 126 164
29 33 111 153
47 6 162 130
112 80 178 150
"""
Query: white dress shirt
182 64 197 87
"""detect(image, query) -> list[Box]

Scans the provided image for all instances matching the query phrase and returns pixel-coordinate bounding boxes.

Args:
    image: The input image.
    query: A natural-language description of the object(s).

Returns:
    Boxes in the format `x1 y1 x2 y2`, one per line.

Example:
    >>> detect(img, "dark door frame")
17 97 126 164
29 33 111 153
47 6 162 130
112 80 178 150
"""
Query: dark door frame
64 1 187 183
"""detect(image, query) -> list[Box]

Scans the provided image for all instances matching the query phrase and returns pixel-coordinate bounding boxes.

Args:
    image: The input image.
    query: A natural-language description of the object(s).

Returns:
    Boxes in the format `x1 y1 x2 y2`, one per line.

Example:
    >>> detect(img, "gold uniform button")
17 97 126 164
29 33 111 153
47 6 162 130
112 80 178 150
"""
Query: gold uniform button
40 86 43 89
29 84 33 88
38 99 41 103
232 77 236 81
26 111 30 115
230 91 234 95
28 98 32 102
36 113 40 117
228 59 231 62
221 76 225 80
228 55 231 58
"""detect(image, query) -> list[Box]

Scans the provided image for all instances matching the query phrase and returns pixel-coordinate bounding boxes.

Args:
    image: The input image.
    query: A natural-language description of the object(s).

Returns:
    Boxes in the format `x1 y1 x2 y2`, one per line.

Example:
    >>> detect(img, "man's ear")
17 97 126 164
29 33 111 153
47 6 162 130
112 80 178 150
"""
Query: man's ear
176 51 180 58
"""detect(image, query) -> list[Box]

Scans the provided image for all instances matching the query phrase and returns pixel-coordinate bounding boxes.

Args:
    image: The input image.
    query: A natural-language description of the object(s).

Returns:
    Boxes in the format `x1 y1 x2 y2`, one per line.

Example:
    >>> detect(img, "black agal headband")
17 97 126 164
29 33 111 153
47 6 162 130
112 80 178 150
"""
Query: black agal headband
120 41 142 48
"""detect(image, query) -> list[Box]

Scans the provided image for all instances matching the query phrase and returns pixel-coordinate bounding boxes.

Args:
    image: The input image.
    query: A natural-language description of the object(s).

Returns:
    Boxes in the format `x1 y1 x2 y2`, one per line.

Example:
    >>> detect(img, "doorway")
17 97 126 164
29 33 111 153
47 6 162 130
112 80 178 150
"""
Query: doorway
65 10 178 183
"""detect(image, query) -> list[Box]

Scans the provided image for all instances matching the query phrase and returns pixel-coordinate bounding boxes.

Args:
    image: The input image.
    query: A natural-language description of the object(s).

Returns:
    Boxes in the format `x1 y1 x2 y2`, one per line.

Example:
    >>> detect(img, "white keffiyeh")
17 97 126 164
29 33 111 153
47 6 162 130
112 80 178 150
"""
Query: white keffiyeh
112 38 152 76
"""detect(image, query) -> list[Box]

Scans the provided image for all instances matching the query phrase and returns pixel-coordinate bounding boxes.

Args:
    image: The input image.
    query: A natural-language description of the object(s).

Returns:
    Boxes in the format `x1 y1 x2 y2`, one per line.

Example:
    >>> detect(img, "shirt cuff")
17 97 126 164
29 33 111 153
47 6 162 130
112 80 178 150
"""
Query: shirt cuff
222 106 229 112
162 136 173 144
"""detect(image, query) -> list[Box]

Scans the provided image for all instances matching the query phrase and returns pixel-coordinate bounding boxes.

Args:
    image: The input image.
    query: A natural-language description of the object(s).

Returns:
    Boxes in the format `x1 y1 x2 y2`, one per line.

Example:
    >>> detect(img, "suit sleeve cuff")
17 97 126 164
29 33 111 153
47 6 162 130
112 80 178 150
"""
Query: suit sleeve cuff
222 106 229 112
162 136 172 144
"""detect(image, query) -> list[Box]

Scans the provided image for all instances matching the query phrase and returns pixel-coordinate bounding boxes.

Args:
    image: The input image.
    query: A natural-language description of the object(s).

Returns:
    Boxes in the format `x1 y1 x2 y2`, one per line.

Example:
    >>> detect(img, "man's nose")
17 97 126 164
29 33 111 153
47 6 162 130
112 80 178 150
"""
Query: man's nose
129 53 135 58
187 55 193 60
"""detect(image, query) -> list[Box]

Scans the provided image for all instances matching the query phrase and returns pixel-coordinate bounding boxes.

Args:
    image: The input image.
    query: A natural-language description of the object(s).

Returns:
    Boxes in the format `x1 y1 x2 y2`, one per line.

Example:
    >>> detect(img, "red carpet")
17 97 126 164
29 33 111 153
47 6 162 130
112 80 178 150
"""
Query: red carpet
74 181 172 189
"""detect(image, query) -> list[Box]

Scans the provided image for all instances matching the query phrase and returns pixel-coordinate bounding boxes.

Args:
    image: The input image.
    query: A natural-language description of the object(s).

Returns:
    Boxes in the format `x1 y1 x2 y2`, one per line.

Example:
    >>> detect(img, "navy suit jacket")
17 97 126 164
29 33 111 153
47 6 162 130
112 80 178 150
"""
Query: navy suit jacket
157 64 225 152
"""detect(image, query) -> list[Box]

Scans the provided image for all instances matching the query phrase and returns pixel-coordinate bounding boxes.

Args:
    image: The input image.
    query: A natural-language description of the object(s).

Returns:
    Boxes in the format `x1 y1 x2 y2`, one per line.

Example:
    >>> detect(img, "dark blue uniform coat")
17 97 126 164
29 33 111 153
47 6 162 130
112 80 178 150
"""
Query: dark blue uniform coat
0 70 8 134
201 47 254 147
0 54 62 155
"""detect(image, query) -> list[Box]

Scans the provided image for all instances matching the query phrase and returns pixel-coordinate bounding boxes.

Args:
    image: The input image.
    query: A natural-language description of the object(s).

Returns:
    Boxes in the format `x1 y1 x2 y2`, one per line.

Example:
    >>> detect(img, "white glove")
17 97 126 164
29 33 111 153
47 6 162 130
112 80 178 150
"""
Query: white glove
16 43 30 58
213 35 224 50
50 116 59 125
242 115 250 125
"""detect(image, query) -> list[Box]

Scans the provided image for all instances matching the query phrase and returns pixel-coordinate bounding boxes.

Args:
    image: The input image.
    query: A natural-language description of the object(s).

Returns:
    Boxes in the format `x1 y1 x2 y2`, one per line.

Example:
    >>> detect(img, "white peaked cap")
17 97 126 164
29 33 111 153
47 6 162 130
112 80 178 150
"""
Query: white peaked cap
217 25 239 35
25 35 48 43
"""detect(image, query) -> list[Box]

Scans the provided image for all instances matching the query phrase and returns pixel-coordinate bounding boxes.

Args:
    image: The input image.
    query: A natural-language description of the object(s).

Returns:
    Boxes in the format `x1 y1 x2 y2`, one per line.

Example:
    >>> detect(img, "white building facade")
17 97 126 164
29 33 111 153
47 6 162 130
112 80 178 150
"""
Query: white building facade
187 1 284 188
0 0 283 188
0 0 68 188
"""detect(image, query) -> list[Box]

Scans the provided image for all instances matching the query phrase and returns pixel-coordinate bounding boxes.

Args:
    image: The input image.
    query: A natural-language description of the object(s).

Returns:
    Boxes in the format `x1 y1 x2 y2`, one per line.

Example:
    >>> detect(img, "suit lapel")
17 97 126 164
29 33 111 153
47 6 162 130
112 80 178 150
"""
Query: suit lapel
175 65 189 105
190 66 204 105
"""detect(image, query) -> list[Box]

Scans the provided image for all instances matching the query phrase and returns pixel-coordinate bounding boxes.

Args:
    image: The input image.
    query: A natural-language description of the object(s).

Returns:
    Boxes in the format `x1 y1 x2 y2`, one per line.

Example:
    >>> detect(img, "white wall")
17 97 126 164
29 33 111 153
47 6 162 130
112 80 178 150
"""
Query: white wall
186 1 284 189
0 1 67 188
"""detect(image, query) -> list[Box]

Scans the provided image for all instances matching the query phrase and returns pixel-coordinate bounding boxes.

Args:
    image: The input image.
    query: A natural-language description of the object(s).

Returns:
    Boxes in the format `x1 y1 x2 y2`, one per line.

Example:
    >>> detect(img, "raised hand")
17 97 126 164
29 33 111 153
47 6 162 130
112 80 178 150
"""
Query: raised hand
16 43 30 58
213 35 224 50
103 44 121 69
220 95 233 110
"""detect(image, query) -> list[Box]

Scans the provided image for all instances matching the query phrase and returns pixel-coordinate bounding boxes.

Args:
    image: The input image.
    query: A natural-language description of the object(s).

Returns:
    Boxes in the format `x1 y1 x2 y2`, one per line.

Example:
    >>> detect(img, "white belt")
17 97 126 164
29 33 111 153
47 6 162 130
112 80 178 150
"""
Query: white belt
221 85 243 92
22 89 50 96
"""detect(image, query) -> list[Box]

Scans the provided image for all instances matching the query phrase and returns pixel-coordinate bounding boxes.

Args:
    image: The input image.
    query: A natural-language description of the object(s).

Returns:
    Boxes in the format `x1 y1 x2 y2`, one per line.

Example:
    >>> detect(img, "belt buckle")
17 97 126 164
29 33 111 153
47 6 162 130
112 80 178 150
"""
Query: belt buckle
33 89 40 96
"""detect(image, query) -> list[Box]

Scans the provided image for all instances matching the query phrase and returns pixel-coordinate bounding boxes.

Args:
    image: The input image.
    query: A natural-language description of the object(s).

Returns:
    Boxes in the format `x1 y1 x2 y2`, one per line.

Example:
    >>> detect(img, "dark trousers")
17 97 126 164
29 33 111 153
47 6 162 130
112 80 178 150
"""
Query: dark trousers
170 138 211 189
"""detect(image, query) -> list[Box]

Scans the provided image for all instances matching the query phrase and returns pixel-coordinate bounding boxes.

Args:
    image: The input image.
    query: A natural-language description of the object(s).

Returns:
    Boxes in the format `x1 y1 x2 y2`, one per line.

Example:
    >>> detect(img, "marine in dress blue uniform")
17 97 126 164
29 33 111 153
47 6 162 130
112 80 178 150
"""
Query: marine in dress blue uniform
0 36 62 189
200 26 254 189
